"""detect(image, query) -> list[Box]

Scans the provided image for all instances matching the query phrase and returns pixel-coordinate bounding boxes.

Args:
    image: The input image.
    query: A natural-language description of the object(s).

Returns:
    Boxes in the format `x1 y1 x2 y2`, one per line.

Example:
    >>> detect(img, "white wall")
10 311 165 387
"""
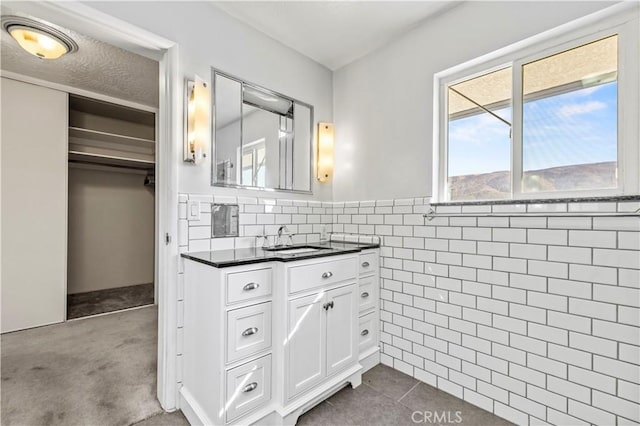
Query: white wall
67 167 155 294
85 1 334 201
332 1 612 201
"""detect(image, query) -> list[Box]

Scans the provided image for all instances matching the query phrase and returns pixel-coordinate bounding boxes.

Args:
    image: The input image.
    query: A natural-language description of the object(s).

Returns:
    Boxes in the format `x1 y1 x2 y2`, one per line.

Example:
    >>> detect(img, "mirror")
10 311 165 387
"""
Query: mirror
212 69 313 193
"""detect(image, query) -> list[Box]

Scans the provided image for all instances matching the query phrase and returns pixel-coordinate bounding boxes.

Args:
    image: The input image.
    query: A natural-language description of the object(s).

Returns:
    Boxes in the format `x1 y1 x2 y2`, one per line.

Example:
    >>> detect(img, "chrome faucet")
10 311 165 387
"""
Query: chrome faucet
277 225 292 246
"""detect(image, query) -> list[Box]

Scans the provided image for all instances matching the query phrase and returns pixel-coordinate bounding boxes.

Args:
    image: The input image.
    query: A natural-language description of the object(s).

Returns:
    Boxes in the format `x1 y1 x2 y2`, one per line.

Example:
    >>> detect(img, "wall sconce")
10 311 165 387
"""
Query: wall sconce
184 76 210 164
317 122 334 183
2 16 78 60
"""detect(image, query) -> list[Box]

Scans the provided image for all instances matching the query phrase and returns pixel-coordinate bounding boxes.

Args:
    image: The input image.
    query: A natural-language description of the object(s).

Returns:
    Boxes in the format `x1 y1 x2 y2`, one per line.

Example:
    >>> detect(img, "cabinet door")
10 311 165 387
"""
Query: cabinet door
286 292 326 398
1 78 67 332
326 284 358 376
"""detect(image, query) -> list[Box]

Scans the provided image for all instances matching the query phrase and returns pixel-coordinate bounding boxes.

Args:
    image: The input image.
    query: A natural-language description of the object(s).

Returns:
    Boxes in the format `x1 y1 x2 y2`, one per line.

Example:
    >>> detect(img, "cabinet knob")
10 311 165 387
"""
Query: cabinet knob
362 261 370 267
361 292 369 298
242 382 258 393
323 301 335 310
243 282 260 291
241 327 259 336
361 329 369 336
321 271 333 279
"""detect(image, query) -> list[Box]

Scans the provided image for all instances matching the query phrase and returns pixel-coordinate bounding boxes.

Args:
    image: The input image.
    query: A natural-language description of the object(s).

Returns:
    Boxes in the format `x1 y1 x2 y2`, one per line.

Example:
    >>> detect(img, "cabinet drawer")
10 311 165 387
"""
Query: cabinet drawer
226 268 272 305
358 277 375 313
359 252 378 276
288 257 357 294
225 354 272 423
359 312 376 353
227 302 272 363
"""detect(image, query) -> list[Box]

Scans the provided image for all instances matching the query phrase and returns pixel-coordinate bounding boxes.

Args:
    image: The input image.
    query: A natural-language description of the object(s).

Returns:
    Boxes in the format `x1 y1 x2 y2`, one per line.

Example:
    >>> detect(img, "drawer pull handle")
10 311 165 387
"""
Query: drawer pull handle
361 329 369 336
241 327 259 337
243 282 260 291
362 261 370 267
242 382 258 393
361 292 369 298
322 271 333 279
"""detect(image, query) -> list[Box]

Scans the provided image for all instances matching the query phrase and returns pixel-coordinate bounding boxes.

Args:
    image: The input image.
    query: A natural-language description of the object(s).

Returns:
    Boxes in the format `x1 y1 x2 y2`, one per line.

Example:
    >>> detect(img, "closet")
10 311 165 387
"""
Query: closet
66 95 156 319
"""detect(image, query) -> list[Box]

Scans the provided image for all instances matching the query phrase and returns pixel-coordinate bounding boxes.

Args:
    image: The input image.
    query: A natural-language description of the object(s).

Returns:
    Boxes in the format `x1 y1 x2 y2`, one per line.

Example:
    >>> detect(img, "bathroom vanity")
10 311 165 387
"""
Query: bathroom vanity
179 241 380 425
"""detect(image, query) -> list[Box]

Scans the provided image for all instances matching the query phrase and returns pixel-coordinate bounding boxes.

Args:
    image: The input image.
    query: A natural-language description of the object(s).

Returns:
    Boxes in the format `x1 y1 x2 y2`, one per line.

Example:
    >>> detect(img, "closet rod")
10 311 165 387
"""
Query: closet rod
69 160 153 173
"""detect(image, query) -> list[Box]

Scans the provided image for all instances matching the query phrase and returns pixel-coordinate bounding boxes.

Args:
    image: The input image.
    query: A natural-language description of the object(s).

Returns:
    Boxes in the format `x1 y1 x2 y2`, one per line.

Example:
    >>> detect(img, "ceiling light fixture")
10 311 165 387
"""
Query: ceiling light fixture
2 16 78 60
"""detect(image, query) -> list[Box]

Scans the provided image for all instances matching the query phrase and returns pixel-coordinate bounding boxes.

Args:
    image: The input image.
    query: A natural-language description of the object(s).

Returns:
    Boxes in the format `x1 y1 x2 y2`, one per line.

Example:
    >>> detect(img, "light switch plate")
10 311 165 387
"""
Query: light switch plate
187 200 200 221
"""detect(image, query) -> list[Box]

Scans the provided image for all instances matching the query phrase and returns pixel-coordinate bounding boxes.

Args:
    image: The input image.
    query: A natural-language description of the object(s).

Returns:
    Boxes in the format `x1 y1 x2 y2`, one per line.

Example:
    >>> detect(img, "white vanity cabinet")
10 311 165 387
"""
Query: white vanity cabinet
181 261 275 426
180 248 379 426
357 249 381 372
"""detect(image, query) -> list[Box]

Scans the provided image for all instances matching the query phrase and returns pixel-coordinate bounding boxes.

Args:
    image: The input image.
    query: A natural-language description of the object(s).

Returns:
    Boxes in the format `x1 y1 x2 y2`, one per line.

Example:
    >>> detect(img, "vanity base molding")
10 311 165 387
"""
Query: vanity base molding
275 364 363 426
181 364 363 426
359 346 381 374
180 386 276 426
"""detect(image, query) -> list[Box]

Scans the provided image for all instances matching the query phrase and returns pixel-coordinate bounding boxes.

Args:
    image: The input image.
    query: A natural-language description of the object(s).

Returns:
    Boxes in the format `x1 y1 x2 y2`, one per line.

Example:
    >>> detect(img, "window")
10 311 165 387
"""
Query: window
521 36 618 194
239 138 266 187
447 67 512 200
436 7 638 202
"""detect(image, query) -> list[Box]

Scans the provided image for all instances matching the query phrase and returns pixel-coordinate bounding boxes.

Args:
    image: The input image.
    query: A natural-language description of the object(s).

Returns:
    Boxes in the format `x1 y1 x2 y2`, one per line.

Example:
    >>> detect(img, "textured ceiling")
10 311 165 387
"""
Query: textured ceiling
1 7 159 108
213 1 458 70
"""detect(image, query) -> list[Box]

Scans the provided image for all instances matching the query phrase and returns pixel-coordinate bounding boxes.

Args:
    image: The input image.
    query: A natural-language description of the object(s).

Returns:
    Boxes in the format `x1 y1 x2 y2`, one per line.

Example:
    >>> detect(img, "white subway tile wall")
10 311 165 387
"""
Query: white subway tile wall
177 195 640 425
336 198 639 425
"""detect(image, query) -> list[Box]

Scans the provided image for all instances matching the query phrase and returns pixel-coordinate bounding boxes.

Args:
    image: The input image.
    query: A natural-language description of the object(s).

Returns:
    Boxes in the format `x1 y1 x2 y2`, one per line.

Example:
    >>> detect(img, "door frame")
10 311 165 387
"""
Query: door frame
12 1 181 410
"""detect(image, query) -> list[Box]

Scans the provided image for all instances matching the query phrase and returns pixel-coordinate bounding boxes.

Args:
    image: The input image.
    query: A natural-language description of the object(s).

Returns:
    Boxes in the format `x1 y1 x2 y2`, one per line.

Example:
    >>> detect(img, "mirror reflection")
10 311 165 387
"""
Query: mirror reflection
212 70 313 193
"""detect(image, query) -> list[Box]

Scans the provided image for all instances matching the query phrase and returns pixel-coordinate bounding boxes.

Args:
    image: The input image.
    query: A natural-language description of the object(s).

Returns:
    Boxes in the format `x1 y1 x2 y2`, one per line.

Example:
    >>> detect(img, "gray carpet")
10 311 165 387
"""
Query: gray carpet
67 283 155 319
132 411 189 426
1 305 163 426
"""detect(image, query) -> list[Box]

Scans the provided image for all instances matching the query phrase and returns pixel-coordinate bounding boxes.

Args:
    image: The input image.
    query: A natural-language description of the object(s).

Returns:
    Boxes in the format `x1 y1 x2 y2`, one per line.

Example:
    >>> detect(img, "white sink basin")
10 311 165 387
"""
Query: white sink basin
273 247 322 255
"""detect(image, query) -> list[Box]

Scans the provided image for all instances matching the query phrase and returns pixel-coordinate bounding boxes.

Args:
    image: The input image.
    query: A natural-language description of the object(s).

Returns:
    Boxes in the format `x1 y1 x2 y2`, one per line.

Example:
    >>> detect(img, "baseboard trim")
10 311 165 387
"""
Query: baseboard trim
179 386 214 426
359 346 380 373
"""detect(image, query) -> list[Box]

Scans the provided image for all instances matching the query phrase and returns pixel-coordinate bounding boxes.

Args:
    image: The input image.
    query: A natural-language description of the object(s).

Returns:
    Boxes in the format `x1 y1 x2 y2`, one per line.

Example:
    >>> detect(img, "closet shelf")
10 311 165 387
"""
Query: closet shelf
69 150 155 170
69 127 155 149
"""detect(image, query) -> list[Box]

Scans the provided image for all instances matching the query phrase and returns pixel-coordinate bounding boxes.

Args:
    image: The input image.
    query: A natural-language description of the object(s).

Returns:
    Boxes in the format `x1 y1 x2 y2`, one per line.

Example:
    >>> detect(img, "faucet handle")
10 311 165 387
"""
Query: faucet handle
256 234 269 248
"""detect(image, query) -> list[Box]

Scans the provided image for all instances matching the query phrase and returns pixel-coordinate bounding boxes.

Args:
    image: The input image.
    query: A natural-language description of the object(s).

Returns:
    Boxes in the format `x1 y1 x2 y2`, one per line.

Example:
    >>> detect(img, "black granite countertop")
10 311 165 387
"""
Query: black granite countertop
181 241 380 268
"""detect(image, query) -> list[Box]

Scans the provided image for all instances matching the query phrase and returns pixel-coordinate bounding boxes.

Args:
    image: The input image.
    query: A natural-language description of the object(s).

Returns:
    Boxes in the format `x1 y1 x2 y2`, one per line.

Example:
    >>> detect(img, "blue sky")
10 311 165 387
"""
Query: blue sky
448 82 617 177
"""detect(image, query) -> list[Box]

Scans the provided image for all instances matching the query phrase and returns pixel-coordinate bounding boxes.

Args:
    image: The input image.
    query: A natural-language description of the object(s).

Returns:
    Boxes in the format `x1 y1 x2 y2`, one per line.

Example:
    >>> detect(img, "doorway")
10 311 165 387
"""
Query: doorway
66 95 158 320
1 1 179 413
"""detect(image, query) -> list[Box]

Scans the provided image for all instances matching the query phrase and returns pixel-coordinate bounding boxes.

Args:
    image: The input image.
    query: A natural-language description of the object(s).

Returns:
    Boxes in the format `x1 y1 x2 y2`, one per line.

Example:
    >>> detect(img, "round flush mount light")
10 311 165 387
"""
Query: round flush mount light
2 16 78 60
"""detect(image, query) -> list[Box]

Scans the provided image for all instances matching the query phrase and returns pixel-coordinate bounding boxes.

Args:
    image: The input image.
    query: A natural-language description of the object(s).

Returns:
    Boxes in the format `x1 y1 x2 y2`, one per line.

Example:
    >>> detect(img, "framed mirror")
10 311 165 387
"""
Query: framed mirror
212 69 313 193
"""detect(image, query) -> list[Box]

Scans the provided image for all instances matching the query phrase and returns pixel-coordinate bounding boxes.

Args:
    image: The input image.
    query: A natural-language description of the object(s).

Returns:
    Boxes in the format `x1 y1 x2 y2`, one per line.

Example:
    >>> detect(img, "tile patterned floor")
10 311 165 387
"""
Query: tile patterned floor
298 364 513 426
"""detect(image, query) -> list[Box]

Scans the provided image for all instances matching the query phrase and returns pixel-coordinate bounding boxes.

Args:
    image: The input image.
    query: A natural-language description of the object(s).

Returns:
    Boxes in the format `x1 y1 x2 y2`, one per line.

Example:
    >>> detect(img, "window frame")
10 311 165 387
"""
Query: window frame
433 4 639 203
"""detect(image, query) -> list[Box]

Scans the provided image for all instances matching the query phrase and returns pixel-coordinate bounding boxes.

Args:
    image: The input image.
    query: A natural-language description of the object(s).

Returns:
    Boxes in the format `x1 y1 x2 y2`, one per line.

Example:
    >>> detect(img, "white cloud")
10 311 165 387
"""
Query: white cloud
557 101 607 118
448 113 510 145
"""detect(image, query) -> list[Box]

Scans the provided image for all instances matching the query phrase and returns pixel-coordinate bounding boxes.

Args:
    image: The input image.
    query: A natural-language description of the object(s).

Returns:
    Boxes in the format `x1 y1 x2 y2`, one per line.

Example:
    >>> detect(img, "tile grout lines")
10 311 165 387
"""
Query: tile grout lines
397 381 421 403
